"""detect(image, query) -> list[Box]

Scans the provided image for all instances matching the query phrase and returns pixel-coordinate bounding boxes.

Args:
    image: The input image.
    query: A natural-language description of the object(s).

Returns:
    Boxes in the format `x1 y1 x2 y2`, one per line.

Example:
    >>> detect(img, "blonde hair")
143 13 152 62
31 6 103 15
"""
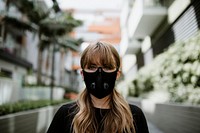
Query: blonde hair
72 42 135 133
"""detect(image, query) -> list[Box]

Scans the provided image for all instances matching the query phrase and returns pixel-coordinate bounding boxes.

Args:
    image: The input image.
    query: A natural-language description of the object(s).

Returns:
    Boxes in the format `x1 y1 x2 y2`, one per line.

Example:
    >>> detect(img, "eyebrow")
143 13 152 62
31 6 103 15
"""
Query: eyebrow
89 64 97 67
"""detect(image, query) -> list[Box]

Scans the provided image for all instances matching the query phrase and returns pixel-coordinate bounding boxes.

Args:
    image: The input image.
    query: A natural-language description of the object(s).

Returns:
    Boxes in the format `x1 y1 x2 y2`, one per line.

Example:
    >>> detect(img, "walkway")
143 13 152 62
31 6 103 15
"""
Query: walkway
148 121 164 133
127 97 164 133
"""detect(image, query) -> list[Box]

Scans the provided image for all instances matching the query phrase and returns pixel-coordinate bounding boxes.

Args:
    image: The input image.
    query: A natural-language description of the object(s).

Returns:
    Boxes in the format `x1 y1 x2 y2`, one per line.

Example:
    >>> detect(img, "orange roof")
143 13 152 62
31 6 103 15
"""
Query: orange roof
99 37 121 44
88 18 120 34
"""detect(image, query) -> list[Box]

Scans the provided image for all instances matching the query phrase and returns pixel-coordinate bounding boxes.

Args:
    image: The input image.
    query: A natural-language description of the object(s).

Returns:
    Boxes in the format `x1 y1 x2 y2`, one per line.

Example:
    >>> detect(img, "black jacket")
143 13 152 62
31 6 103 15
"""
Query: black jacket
47 101 149 133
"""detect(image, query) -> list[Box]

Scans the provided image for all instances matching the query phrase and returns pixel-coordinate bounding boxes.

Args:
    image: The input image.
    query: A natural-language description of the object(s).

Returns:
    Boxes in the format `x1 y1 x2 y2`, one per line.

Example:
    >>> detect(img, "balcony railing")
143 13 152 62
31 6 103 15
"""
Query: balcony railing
128 0 167 39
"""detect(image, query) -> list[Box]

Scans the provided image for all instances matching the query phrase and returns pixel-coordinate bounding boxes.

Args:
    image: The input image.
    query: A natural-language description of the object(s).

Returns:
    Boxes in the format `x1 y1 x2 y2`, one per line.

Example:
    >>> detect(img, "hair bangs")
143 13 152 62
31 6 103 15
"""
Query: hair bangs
81 42 120 69
84 50 101 67
85 47 116 68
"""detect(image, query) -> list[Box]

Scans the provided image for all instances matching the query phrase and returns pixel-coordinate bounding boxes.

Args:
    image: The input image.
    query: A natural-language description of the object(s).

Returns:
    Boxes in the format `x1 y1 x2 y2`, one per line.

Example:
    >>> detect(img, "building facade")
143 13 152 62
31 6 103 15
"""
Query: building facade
119 0 200 96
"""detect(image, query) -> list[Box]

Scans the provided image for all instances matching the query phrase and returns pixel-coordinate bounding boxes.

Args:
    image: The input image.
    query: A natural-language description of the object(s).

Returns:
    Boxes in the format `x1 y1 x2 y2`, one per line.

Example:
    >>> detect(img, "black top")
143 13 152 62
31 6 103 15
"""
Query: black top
47 102 149 133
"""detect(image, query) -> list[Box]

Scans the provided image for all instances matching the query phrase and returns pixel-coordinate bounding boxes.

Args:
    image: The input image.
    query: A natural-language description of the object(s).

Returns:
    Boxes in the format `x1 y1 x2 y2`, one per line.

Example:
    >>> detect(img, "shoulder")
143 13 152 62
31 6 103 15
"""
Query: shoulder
61 101 77 109
56 101 78 115
129 104 143 115
128 104 149 133
128 103 147 121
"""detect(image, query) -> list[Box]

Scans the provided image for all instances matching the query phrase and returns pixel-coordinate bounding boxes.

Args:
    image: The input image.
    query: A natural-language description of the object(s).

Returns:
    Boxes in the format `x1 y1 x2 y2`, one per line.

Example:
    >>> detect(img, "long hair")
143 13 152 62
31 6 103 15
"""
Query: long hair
72 42 136 133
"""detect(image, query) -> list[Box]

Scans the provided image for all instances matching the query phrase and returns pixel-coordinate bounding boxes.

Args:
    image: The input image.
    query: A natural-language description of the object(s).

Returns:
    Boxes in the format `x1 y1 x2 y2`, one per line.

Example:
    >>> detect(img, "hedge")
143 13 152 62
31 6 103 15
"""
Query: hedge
129 31 200 105
0 99 70 116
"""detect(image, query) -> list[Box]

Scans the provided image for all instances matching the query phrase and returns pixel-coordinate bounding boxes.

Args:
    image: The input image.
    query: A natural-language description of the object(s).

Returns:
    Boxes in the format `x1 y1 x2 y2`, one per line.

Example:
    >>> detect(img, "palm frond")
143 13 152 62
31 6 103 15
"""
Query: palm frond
2 16 37 32
10 0 49 24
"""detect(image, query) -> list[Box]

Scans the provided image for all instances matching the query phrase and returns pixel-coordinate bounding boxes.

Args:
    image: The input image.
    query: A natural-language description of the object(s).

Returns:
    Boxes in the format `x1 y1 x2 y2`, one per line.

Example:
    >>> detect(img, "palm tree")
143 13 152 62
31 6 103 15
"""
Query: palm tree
8 0 50 84
9 0 82 86
39 10 83 99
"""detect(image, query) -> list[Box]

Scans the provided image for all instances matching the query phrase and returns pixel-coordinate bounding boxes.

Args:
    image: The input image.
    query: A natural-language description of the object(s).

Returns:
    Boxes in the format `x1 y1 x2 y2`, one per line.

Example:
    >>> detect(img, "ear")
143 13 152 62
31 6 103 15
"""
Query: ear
116 70 121 80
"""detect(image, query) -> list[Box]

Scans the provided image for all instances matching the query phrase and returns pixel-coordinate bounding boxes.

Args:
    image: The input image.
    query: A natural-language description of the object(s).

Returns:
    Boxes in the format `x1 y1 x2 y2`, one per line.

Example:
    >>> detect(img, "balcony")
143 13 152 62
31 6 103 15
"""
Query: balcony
128 0 167 39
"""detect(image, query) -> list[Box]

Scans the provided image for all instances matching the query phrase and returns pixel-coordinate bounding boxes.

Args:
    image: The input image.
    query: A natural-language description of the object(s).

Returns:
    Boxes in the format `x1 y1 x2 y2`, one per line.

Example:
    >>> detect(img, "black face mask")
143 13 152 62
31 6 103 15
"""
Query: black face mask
83 67 118 99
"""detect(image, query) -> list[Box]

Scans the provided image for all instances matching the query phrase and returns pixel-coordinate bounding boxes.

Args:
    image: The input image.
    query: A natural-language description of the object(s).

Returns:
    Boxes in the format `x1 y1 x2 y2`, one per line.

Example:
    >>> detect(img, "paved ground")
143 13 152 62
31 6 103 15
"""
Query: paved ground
147 121 164 133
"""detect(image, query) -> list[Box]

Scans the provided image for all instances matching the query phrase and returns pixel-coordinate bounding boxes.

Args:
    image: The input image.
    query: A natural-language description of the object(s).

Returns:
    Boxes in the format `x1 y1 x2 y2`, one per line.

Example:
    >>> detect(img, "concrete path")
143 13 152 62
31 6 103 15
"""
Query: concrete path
148 121 164 133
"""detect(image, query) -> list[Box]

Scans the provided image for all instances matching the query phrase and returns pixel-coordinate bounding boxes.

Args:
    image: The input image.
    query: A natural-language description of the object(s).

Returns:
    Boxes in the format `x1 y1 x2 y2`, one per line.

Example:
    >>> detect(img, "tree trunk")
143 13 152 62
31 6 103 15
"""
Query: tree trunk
37 30 43 85
59 48 65 86
37 47 43 85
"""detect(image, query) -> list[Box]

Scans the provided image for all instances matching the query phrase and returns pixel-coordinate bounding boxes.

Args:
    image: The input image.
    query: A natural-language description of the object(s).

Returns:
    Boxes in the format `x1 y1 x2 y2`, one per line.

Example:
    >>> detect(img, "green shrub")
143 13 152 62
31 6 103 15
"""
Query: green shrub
129 31 200 105
0 99 70 116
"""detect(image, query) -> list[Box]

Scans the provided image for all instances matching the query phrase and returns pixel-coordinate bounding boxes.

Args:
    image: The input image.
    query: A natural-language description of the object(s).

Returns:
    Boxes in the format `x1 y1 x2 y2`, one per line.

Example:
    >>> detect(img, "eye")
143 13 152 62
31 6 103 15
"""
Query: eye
103 67 111 70
103 65 113 70
88 65 97 70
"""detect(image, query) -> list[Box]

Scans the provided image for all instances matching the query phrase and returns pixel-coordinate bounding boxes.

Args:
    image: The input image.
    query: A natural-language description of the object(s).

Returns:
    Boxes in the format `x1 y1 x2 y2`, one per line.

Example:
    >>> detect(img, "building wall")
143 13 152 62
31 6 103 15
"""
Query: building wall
0 59 27 104
124 0 200 70
152 0 200 57
119 0 200 97
26 32 39 70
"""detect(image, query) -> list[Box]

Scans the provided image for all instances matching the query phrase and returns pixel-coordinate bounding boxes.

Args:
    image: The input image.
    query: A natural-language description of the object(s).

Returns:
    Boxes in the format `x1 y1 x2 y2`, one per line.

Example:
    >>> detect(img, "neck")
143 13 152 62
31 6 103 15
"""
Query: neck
91 94 110 109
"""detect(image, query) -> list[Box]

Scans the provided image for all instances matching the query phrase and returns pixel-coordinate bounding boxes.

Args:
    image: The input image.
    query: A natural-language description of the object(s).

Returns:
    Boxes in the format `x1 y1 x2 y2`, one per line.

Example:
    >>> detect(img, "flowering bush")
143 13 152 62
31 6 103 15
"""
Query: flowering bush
129 31 200 105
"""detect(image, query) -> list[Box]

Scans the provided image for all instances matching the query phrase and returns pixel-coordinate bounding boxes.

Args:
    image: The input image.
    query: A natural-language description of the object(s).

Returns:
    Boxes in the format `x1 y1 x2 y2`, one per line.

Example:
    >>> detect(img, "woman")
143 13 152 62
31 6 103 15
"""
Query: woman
47 42 149 133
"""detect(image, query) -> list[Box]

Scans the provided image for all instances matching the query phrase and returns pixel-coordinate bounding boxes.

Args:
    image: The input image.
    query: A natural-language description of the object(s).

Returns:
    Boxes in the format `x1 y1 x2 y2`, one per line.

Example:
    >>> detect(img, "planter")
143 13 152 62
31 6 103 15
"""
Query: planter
127 97 200 133
0 77 65 105
0 105 60 133
21 87 65 101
